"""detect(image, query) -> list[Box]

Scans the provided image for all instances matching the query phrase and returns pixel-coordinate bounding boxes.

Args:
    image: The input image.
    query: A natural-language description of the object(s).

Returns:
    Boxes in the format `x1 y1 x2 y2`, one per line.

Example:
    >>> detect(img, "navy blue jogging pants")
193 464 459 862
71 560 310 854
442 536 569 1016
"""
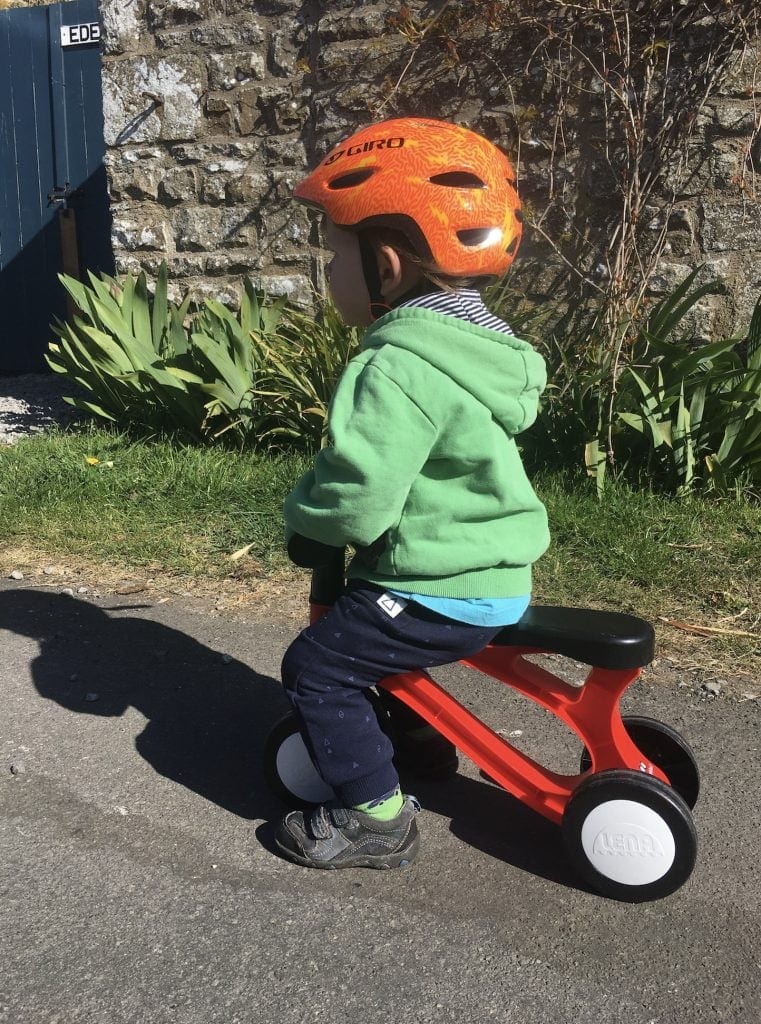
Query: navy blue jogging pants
281 583 501 807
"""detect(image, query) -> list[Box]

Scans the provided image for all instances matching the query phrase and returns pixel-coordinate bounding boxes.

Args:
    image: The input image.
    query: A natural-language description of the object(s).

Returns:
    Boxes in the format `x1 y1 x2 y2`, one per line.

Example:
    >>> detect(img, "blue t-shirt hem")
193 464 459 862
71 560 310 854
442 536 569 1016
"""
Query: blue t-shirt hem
389 590 530 627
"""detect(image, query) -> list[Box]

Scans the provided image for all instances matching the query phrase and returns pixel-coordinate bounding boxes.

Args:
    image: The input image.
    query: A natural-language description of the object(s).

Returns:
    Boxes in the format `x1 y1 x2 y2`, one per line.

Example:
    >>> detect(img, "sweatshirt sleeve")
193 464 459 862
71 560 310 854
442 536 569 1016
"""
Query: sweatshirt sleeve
284 362 437 548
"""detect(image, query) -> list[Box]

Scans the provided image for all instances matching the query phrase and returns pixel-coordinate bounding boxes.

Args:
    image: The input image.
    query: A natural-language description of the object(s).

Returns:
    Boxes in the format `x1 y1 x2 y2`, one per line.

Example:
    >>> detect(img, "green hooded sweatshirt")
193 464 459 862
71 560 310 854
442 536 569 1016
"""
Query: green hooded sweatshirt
284 305 550 598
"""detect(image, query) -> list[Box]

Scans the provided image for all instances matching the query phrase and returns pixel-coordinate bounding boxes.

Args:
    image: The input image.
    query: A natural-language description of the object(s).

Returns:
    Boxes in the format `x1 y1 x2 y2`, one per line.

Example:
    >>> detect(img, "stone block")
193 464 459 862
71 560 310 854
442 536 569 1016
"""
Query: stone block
169 140 259 164
677 296 723 344
259 205 312 264
235 84 261 136
720 44 761 98
225 170 272 205
189 17 265 49
156 16 264 50
102 55 206 146
701 199 761 253
646 262 694 295
205 251 265 275
667 207 697 235
223 0 293 14
269 17 308 77
187 278 243 307
174 206 257 251
702 256 735 291
317 4 388 42
112 215 173 252
248 85 311 136
735 264 761 331
116 253 207 279
263 135 308 169
268 168 302 201
159 166 200 203
208 51 266 92
256 273 312 305
222 0 292 12
309 98 363 140
710 145 746 189
100 0 147 55
107 161 164 202
713 101 757 134
149 0 207 29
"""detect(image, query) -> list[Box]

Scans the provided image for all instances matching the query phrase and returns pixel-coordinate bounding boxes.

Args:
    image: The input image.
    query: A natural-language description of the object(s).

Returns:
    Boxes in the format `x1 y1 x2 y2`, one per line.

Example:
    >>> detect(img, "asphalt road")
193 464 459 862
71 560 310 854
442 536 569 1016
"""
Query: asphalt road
1 581 759 1024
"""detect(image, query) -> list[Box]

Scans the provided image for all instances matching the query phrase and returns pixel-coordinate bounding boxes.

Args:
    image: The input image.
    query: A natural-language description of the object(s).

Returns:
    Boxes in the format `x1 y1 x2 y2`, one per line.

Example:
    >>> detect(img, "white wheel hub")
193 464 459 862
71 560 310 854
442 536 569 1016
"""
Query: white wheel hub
580 799 676 886
276 733 334 804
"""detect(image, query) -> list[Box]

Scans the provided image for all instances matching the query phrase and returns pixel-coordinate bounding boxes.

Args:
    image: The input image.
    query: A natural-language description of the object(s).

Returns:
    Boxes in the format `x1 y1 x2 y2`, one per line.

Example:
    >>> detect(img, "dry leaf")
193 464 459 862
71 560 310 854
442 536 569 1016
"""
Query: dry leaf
229 542 255 562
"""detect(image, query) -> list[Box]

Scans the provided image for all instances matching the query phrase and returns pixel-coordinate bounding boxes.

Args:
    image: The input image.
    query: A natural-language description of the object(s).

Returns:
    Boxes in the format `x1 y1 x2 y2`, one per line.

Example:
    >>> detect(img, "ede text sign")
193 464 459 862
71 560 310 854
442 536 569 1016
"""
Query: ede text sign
60 23 101 48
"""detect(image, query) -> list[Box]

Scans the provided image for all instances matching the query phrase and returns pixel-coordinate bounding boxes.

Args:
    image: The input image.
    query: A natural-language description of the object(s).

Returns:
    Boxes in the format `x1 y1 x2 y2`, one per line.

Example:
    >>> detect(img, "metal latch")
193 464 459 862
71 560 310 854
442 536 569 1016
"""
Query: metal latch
48 182 84 209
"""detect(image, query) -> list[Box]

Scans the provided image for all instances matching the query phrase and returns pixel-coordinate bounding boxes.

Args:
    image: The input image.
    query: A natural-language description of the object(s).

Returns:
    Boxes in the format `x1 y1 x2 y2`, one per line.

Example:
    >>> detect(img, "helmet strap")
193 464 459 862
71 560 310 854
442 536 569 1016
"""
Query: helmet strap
357 232 391 321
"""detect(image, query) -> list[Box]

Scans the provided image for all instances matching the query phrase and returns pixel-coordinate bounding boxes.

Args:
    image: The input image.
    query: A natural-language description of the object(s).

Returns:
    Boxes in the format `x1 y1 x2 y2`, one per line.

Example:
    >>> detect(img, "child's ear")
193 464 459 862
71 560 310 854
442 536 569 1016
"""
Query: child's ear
376 245 405 297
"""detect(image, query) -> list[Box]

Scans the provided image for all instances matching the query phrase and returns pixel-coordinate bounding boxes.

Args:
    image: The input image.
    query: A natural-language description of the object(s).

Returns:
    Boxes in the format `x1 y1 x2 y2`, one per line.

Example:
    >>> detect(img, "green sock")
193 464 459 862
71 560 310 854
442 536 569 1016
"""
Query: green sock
353 786 404 821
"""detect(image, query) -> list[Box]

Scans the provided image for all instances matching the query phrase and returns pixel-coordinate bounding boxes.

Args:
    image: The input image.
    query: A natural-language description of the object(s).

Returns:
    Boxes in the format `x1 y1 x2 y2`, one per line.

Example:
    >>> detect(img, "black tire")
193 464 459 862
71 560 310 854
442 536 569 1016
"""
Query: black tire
562 769 697 902
263 713 335 808
580 716 700 809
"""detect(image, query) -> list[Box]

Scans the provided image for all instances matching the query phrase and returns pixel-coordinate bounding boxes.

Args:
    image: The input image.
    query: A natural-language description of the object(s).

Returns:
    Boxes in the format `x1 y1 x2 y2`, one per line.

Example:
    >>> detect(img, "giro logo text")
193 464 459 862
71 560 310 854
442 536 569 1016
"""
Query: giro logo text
324 137 405 165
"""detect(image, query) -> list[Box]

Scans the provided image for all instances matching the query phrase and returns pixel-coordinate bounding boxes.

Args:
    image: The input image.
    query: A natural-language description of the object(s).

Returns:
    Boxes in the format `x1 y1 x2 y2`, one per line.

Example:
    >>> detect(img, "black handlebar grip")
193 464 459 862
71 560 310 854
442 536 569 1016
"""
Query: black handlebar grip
309 546 346 607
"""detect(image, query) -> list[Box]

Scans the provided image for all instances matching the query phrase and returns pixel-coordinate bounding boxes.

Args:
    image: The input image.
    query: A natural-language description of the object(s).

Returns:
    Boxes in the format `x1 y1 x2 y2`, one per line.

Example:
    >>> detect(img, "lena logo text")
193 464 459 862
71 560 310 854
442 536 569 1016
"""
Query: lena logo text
593 831 665 857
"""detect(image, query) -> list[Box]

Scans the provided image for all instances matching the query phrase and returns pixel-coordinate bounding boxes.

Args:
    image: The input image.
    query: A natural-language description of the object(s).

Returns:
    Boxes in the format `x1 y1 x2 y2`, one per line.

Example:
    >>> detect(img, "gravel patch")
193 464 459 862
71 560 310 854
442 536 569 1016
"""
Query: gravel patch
0 373 82 444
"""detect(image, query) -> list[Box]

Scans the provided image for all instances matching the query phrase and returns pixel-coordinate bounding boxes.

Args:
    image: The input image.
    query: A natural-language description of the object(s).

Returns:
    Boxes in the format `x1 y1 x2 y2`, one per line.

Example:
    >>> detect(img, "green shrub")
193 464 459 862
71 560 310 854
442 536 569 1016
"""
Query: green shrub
47 264 206 437
47 265 356 451
251 300 359 449
505 267 761 497
48 266 290 444
617 276 761 494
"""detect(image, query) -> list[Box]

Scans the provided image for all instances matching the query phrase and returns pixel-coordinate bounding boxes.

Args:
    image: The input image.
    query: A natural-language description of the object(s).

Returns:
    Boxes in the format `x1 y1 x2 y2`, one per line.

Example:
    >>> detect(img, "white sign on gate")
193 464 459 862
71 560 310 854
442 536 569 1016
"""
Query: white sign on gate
60 22 101 48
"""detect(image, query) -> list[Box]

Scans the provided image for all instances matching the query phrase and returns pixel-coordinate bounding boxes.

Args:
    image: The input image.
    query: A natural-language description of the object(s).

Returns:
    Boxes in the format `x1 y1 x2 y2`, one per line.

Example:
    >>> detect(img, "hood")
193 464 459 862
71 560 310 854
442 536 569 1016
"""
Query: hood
362 305 546 435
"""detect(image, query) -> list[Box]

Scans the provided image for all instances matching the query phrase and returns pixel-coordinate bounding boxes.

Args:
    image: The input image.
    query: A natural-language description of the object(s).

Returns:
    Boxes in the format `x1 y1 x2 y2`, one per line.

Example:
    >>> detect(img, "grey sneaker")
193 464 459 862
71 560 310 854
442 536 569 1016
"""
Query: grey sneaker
273 797 421 870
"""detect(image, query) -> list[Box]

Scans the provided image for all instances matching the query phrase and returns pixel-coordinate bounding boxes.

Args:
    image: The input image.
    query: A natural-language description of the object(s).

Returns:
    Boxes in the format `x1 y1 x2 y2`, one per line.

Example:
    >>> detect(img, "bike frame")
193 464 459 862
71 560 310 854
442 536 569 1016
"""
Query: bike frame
310 580 667 826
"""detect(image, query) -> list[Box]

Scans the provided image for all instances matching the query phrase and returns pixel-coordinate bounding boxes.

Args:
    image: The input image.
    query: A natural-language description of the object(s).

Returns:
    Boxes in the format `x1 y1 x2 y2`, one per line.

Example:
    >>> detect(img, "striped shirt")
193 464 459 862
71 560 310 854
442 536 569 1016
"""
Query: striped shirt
389 288 530 628
399 288 516 336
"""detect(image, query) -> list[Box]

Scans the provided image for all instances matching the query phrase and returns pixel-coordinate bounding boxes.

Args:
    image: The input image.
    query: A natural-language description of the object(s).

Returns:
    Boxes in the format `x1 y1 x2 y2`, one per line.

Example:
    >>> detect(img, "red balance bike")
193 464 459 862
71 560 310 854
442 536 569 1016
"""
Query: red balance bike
264 548 699 902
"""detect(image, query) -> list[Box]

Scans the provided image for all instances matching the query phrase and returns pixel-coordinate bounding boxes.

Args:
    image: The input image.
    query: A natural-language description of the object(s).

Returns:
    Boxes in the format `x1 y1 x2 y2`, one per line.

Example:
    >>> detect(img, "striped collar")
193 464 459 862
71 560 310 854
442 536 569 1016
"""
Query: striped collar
398 289 514 336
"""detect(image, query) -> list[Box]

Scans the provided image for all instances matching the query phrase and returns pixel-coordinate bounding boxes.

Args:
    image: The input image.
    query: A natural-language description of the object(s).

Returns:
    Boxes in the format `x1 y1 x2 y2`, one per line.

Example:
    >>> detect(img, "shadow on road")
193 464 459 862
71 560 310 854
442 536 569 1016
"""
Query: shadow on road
408 771 584 892
2 588 587 890
0 589 289 822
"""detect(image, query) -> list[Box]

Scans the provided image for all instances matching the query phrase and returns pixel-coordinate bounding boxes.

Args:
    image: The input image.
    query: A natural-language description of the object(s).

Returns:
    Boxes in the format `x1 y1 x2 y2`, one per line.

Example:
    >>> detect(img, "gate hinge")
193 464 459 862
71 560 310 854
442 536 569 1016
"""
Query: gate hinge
48 182 84 209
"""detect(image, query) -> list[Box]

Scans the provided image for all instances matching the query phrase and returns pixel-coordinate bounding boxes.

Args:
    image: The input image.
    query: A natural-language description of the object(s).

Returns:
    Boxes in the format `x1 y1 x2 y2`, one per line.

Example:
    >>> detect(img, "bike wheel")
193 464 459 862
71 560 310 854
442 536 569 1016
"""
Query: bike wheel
263 713 335 807
580 715 700 809
562 769 697 902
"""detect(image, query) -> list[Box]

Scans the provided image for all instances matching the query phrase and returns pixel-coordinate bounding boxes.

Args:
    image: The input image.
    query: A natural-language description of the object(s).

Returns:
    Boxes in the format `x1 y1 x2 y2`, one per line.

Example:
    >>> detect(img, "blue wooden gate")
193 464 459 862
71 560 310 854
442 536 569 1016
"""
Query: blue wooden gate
0 0 112 373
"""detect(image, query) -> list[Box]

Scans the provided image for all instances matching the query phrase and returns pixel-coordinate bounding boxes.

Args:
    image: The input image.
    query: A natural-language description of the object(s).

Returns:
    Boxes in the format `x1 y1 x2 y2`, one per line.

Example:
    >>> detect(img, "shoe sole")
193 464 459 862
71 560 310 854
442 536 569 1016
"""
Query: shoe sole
274 831 421 870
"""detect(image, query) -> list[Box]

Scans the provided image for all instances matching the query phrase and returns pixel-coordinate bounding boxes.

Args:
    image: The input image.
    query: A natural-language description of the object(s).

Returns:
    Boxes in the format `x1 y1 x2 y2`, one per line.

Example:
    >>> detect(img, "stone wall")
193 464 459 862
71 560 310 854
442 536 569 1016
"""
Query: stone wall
99 0 761 337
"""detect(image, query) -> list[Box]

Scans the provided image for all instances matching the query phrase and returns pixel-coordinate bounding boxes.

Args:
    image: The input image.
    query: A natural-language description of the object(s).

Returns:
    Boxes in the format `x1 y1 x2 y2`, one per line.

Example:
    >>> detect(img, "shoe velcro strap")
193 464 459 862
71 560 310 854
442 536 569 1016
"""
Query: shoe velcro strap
309 805 333 840
309 804 353 839
329 806 351 828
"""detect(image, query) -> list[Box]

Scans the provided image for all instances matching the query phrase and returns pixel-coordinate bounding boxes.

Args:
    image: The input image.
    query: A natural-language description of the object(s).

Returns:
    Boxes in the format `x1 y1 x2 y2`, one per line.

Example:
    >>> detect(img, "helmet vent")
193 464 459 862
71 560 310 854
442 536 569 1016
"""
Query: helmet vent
429 171 485 189
457 227 502 247
327 168 376 190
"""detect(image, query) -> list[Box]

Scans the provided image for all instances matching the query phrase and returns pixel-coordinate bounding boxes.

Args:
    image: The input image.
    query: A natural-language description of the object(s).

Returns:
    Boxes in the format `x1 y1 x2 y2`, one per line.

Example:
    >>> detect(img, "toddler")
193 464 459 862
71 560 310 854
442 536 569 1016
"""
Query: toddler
274 117 550 869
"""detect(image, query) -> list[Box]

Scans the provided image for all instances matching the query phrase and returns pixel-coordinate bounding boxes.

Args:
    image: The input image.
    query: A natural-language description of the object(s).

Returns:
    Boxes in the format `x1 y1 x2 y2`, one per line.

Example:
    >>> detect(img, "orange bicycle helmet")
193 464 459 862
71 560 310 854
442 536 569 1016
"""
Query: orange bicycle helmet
294 117 523 278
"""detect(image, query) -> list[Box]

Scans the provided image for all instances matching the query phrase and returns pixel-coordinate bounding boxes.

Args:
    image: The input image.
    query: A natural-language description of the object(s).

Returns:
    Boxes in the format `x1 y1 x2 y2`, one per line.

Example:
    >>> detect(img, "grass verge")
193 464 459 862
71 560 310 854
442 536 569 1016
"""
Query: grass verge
1 428 759 679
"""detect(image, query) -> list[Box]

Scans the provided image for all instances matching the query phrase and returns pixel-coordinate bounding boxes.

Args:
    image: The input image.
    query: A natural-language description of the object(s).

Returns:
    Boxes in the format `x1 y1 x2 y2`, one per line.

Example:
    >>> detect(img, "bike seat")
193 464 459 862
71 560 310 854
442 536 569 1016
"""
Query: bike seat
493 605 655 669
